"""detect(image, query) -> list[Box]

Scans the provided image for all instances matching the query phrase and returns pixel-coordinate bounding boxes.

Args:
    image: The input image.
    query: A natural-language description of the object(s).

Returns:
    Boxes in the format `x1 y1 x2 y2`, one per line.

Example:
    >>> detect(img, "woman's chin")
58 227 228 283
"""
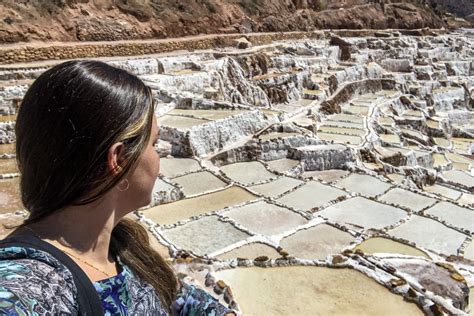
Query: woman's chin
140 193 154 208
120 188 155 213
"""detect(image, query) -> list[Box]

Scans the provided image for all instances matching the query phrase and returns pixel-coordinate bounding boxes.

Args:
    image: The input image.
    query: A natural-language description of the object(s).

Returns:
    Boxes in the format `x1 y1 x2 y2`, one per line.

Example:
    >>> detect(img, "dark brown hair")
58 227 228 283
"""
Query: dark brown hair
15 60 178 309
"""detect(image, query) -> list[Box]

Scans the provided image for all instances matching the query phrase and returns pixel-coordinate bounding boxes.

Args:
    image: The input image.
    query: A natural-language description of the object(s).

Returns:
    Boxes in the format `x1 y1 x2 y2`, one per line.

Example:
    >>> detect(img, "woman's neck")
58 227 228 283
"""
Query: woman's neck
19 197 124 280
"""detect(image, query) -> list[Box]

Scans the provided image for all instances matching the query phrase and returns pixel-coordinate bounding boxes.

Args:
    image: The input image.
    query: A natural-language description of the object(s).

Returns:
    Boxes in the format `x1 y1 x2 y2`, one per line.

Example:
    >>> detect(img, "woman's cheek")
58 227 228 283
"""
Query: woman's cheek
155 150 160 177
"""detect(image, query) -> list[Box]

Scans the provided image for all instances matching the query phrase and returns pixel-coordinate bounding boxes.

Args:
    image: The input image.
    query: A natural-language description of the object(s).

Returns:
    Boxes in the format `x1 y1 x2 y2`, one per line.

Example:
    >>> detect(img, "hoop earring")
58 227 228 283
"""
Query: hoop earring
117 179 129 192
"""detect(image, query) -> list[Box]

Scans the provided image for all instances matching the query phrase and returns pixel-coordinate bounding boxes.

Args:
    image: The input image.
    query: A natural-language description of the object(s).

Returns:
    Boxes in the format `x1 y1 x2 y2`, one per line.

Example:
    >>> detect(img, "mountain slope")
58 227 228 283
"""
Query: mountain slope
0 0 452 43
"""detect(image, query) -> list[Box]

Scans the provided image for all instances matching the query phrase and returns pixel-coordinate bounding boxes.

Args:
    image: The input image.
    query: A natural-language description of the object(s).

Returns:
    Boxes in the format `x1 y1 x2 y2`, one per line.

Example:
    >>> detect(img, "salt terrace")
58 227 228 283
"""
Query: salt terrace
1 28 474 314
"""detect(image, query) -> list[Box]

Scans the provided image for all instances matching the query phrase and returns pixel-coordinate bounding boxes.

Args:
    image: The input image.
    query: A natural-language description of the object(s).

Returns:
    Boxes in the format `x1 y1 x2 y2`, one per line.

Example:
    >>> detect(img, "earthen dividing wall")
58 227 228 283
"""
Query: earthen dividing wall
0 32 323 65
0 29 447 65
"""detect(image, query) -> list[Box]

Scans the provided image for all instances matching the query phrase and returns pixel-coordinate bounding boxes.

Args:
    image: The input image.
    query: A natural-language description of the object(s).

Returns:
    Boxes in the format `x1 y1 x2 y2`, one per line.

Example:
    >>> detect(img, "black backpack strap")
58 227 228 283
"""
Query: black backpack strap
0 235 104 316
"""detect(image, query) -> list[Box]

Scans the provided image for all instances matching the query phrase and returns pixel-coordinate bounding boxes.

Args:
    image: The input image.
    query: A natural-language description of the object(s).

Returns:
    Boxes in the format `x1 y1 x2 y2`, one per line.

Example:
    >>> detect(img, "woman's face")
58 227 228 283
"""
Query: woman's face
124 115 160 209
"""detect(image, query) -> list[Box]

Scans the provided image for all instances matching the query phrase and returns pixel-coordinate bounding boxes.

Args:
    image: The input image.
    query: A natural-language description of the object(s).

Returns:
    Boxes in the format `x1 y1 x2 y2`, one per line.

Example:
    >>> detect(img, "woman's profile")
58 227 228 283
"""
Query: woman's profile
0 60 234 315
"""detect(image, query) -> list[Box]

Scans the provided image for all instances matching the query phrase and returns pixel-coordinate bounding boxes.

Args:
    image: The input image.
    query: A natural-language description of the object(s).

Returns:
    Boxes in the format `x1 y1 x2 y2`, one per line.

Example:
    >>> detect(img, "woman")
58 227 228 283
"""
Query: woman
0 60 233 315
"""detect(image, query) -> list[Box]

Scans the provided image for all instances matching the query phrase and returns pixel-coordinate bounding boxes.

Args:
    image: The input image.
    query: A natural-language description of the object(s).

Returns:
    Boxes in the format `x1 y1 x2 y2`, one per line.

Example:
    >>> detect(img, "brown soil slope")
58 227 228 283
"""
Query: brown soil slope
0 0 451 44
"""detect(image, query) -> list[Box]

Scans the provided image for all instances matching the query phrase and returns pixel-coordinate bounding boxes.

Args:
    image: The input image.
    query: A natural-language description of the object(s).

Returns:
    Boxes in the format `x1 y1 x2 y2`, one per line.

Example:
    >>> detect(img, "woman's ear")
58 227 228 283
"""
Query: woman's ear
108 142 125 175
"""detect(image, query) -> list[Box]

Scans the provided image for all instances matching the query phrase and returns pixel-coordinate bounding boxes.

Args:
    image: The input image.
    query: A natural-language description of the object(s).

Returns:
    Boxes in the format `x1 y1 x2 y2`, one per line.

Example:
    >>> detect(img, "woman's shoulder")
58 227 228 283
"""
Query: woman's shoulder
124 265 235 315
0 245 78 314
172 282 235 316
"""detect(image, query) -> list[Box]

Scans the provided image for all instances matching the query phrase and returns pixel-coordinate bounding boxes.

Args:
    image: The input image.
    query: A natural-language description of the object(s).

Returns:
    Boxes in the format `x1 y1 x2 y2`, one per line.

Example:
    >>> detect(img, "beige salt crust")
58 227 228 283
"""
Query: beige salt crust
143 186 256 225
280 224 354 260
0 178 22 214
223 201 307 236
276 181 348 211
354 237 430 259
216 243 280 260
172 171 228 196
215 267 424 315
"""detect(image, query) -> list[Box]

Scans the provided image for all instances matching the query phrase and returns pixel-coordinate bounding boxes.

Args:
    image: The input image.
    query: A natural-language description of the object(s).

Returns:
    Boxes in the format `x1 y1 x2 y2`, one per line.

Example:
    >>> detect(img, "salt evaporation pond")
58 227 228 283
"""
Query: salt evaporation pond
1 28 473 314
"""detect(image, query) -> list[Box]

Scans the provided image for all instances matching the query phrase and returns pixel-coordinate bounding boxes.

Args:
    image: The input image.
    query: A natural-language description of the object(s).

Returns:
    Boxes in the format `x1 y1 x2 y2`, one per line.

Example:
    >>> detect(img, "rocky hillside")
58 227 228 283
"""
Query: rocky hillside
0 0 463 43
432 0 473 17
429 0 474 25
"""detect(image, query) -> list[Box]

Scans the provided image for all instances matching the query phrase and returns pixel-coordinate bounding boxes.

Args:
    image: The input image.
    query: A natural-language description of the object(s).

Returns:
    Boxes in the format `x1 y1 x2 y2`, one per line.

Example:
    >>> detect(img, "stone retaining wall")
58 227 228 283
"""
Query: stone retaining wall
0 29 447 65
0 32 324 65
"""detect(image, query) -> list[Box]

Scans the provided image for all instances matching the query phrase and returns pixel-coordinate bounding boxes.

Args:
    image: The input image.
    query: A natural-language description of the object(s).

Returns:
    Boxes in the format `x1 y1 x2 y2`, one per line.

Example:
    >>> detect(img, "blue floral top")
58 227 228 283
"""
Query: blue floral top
0 246 232 315
94 267 130 315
